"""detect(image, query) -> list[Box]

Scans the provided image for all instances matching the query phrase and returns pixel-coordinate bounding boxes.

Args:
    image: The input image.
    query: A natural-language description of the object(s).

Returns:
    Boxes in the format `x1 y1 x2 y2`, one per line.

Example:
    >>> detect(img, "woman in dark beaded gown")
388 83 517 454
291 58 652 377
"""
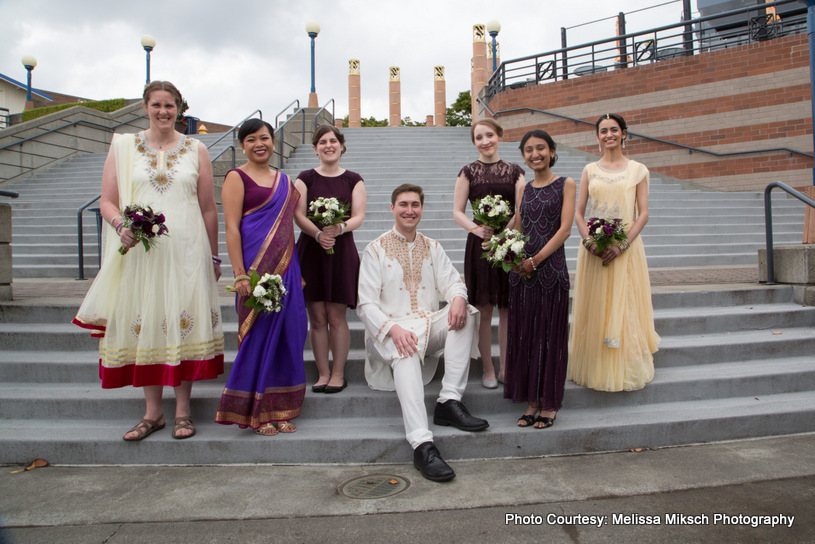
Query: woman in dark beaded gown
506 130 575 429
453 119 525 389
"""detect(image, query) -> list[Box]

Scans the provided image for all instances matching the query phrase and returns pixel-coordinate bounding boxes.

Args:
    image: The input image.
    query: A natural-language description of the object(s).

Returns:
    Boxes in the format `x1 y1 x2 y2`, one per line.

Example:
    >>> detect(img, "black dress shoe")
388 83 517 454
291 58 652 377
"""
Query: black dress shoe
413 441 455 482
433 399 489 432
311 383 327 393
324 378 347 394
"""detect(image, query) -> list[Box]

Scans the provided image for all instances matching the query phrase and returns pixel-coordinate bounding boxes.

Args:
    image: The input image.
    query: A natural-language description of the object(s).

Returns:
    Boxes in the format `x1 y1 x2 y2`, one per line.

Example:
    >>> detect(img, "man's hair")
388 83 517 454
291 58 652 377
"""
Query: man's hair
391 183 424 205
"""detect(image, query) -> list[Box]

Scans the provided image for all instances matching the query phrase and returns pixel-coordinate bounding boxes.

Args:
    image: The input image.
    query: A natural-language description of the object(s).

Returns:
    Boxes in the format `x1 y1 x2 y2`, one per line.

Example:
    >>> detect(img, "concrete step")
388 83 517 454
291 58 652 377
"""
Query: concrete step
1 389 812 465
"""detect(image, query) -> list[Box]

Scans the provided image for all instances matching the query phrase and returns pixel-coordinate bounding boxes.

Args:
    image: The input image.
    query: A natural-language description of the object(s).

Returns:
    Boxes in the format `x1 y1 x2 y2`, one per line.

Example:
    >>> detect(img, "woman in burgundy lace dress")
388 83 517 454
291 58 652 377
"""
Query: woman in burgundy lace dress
452 119 525 388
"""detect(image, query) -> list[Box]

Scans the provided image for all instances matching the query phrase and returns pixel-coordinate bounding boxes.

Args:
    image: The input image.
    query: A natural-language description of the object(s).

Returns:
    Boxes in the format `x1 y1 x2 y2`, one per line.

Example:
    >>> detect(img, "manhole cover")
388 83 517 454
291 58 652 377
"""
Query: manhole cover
338 474 410 499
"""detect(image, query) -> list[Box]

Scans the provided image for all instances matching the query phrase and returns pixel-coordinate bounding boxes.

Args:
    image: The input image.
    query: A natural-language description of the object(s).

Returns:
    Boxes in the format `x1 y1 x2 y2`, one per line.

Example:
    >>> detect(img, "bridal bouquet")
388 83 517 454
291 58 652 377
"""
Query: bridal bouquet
472 194 513 230
118 204 169 255
230 270 287 314
307 196 350 254
585 217 628 252
482 229 530 278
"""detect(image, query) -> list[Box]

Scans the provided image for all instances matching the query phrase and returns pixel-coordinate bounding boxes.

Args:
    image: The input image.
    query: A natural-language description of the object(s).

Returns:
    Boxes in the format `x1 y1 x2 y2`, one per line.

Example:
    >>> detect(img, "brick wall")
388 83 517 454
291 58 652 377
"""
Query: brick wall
488 34 813 191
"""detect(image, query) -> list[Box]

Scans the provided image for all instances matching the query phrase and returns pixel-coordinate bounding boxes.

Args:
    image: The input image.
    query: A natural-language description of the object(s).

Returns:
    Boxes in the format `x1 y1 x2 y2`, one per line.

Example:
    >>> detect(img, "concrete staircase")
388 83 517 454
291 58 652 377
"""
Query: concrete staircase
1 126 813 465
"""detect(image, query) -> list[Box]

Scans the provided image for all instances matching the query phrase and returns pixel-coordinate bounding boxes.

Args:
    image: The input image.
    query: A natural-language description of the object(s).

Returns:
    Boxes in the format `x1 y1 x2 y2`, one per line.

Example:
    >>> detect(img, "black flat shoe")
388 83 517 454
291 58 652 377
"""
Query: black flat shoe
517 414 536 428
413 441 455 482
324 378 347 394
311 383 328 393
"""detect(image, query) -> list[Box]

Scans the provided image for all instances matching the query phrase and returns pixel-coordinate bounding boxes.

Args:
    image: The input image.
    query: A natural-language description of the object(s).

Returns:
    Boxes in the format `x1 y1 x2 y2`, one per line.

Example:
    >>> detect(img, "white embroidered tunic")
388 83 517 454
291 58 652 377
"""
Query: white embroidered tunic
357 228 475 391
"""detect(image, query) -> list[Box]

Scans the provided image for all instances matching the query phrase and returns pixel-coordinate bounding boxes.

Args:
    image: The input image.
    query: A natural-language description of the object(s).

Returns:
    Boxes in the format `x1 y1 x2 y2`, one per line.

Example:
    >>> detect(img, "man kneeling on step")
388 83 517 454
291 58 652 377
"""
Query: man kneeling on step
357 183 489 482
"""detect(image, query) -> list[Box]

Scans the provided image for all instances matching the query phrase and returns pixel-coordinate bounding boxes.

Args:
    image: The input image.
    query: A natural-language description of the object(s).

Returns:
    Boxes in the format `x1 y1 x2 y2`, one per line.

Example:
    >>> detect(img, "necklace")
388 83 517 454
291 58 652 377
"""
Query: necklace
532 173 557 188
146 130 175 150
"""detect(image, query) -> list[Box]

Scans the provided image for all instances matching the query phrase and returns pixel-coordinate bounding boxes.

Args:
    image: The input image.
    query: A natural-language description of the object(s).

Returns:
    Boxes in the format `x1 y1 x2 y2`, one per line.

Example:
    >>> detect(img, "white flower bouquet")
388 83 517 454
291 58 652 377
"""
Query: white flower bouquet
472 194 512 230
482 229 530 278
307 196 350 254
230 270 287 314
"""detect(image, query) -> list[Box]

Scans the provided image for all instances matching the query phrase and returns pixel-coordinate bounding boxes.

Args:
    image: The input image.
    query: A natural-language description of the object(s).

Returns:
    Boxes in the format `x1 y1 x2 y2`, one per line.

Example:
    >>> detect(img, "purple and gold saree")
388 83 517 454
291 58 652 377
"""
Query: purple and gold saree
215 170 307 429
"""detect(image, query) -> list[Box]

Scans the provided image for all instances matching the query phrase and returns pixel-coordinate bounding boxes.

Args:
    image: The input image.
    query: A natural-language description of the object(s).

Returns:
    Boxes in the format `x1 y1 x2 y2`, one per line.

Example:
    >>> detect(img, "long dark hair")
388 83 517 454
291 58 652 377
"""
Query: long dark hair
595 113 628 134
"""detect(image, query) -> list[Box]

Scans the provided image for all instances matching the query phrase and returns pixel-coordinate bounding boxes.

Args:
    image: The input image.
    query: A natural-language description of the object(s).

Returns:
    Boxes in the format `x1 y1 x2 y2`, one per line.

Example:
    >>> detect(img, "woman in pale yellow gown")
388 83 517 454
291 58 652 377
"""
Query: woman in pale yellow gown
567 113 660 392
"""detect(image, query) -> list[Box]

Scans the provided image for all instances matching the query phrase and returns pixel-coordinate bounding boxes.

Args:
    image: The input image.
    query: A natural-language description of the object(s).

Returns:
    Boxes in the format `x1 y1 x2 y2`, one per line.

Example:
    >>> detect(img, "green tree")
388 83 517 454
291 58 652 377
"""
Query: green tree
401 116 425 127
446 90 472 126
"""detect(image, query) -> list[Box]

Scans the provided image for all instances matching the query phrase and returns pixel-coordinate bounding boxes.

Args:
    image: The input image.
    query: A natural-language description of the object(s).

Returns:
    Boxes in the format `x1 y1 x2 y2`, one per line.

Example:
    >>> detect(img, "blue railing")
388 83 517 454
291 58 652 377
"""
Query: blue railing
485 0 805 99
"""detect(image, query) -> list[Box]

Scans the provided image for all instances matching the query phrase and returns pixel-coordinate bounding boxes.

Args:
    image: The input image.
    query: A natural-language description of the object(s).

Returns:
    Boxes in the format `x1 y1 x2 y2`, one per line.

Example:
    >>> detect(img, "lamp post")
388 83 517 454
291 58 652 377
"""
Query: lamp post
21 55 37 109
306 21 320 107
141 34 156 86
486 20 501 72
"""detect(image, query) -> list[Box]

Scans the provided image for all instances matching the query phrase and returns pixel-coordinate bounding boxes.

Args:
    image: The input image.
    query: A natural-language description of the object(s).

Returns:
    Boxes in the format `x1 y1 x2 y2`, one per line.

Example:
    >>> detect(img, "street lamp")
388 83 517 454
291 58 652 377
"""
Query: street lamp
486 20 501 72
21 55 37 106
141 34 156 86
306 21 320 107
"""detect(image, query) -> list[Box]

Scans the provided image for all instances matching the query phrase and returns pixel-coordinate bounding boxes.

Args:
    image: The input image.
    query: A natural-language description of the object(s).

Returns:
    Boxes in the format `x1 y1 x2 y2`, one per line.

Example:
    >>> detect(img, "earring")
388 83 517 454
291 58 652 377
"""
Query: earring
622 138 626 149
598 143 602 153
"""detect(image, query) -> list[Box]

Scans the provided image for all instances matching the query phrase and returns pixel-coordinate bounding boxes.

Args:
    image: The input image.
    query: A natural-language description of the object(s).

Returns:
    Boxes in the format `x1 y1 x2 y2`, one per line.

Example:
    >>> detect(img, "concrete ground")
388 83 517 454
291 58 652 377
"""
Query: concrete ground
1 433 813 543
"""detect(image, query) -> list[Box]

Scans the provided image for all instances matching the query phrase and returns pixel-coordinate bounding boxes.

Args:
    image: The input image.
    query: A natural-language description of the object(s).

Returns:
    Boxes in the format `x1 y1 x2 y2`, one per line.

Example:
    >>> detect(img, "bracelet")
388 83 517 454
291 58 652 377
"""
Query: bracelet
211 256 222 264
468 225 480 233
528 258 537 271
233 274 251 285
115 222 125 235
315 231 321 242
340 223 346 235
582 237 594 249
111 215 123 227
617 239 630 252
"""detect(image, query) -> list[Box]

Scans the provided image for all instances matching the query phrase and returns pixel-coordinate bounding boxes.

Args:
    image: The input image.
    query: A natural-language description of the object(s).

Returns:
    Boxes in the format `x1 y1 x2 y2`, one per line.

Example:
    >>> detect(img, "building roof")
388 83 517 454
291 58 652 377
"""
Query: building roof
0 72 53 101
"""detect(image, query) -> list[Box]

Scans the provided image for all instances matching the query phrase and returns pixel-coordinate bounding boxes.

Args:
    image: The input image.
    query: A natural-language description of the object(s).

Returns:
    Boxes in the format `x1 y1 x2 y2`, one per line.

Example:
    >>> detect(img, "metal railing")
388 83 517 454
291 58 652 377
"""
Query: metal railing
485 0 805 98
763 182 815 285
312 99 335 132
0 116 147 153
275 107 306 170
274 100 300 128
476 99 814 160
0 189 19 199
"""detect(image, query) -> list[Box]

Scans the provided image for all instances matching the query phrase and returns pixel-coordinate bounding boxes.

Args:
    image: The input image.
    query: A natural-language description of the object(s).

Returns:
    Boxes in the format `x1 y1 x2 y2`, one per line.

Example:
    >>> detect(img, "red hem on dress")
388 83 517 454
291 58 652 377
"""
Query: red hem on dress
99 354 224 389
72 317 107 336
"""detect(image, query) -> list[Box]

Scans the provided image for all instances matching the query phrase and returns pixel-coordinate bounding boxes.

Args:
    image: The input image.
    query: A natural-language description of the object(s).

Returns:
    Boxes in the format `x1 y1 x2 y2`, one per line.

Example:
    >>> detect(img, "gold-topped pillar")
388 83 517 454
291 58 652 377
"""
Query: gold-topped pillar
389 67 401 127
348 59 361 128
471 24 488 122
434 66 446 127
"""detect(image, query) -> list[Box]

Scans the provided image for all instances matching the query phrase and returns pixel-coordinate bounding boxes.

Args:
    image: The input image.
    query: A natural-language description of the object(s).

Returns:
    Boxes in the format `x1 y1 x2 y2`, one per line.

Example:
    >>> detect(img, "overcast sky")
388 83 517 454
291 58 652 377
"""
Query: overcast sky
0 0 692 126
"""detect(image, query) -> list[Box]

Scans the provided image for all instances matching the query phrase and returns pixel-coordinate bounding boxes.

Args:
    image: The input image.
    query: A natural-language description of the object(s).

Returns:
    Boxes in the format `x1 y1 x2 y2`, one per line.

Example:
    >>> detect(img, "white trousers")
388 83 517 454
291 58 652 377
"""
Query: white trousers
389 306 476 449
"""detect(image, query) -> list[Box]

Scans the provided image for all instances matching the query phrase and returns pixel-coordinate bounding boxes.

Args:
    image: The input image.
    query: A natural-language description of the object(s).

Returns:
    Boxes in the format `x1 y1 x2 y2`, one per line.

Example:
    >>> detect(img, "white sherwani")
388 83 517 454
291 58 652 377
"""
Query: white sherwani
357 228 479 447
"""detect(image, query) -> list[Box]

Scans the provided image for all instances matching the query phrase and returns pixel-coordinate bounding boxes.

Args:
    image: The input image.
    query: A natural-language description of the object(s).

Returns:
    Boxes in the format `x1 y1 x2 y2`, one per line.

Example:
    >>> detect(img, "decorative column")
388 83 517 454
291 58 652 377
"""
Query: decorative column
389 67 401 127
348 59 361 128
471 24 488 122
434 66 446 127
426 115 434 127
803 0 815 242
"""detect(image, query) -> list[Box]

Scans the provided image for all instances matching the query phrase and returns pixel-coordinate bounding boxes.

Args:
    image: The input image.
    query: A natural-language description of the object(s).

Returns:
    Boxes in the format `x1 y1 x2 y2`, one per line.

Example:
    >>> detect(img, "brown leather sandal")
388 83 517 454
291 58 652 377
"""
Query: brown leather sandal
172 417 196 439
123 417 165 441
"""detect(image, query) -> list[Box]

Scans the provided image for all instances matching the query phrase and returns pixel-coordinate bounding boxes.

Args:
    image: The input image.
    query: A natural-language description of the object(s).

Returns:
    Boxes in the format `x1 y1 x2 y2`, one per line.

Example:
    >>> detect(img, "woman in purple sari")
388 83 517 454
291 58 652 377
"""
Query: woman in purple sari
215 119 307 435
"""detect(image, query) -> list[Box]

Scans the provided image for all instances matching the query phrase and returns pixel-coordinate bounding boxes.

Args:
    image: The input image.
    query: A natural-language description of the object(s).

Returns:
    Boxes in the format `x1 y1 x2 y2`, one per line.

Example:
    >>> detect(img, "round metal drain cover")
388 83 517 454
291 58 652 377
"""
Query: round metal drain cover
338 474 410 499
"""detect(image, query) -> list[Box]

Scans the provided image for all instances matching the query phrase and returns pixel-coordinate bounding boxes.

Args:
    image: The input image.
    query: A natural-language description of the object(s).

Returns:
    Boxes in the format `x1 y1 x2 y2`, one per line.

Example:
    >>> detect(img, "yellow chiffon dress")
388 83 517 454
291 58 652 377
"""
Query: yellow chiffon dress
567 160 660 392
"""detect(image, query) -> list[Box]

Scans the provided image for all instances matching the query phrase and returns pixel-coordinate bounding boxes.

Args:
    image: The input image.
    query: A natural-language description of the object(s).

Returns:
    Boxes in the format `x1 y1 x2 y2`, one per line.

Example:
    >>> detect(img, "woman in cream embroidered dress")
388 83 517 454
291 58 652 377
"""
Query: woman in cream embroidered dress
567 113 660 392
73 81 224 440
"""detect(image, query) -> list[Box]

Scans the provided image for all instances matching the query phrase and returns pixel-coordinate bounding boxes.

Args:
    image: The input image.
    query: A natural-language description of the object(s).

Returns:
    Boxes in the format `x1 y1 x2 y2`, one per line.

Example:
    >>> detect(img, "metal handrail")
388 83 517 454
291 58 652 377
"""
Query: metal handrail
486 0 804 93
211 145 236 170
276 107 307 169
205 109 262 152
0 116 147 152
312 99 335 132
763 182 815 285
0 190 19 199
76 194 101 280
476 99 814 160
274 100 300 128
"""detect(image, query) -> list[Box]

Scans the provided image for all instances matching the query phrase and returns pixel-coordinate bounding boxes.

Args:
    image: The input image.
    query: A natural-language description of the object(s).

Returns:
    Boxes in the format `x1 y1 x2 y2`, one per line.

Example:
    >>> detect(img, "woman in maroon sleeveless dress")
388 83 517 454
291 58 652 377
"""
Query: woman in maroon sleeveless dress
294 126 367 394
453 119 525 388
506 130 575 429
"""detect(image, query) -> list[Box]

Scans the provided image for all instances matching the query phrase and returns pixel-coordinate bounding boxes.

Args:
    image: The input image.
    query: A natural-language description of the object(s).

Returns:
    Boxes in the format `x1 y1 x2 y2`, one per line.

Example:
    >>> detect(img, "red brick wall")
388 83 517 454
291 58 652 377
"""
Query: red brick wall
487 34 813 191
